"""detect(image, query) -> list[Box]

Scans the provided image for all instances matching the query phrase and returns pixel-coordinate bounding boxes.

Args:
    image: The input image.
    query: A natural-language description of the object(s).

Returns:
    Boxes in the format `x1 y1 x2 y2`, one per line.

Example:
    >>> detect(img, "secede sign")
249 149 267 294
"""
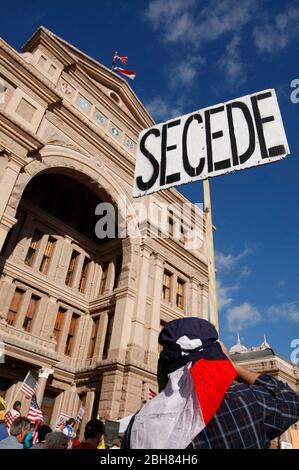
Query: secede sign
133 89 289 197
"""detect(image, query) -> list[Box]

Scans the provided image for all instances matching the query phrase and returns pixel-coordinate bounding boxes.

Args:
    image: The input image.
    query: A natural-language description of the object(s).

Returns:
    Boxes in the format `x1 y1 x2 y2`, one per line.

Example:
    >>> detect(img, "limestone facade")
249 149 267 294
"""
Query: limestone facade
0 27 209 432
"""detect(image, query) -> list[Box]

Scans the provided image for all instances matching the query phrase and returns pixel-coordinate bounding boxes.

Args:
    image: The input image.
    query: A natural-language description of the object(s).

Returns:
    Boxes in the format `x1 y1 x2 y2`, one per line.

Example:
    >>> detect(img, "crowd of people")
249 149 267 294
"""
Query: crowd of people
0 408 121 450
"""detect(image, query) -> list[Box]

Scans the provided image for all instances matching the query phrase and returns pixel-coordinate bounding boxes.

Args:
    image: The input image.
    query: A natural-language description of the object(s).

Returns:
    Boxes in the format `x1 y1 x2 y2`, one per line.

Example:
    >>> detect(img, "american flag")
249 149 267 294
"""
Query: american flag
20 373 38 399
148 387 157 401
28 394 43 444
27 394 43 423
4 408 20 427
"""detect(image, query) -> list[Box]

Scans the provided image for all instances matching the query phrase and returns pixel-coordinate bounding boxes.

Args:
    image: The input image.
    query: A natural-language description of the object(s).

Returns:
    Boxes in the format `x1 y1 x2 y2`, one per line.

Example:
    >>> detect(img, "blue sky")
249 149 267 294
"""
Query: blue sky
1 0 299 360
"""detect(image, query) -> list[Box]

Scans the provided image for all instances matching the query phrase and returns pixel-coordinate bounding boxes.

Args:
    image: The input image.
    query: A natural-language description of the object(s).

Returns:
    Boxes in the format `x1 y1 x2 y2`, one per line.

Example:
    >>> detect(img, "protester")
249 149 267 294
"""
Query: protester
77 419 104 449
62 418 76 439
31 425 52 449
44 431 69 449
110 438 121 449
23 423 34 449
0 415 8 442
0 416 31 449
71 429 81 449
4 400 21 430
123 317 299 449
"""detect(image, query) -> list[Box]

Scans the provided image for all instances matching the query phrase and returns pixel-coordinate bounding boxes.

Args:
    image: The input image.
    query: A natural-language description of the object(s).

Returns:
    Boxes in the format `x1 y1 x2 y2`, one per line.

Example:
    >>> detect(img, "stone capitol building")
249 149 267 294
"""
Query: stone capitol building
0 27 209 430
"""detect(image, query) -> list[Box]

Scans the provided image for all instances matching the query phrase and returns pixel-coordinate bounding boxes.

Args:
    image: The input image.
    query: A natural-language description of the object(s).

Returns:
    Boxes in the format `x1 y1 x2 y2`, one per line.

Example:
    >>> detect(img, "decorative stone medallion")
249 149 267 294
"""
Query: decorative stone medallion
111 127 120 137
95 111 106 125
125 138 134 150
79 97 90 111
61 82 72 94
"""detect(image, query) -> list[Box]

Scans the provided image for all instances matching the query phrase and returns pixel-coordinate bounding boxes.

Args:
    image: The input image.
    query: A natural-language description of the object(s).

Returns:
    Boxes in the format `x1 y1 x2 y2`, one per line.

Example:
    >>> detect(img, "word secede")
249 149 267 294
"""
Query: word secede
133 89 289 197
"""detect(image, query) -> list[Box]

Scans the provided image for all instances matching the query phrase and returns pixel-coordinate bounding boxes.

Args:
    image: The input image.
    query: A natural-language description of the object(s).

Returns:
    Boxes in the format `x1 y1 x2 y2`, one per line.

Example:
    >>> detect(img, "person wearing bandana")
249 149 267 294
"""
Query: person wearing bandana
123 317 299 449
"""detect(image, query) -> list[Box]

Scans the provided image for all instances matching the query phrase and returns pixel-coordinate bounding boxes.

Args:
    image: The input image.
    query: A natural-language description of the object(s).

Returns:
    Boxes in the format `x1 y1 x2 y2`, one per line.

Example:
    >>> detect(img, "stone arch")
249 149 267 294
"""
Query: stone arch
6 144 141 288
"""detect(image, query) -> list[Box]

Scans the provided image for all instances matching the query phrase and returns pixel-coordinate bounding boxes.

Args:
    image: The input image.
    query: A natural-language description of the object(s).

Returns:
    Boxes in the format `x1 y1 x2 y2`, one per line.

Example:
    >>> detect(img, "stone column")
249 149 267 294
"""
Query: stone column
0 152 23 252
36 366 54 406
0 276 14 322
71 252 85 291
76 314 92 363
147 253 165 368
127 244 152 363
31 296 48 336
189 277 200 317
95 312 109 361
108 289 136 362
50 391 64 429
55 237 73 285
56 309 73 355
39 296 58 340
171 273 178 307
201 283 209 321
61 383 78 417
0 213 17 253
104 261 115 294
79 390 95 440
70 314 86 365
98 369 124 420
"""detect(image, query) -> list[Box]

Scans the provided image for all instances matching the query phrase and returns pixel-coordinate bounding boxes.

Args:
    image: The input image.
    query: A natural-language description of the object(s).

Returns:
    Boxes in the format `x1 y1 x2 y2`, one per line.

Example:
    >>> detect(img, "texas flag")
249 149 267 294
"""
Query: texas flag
130 318 236 449
113 66 136 80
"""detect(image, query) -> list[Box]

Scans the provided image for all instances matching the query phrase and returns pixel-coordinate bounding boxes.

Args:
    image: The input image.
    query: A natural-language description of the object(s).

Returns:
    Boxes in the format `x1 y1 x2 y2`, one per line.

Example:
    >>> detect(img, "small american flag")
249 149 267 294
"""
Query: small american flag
148 387 157 401
28 394 43 444
20 373 38 399
4 408 20 428
27 394 43 423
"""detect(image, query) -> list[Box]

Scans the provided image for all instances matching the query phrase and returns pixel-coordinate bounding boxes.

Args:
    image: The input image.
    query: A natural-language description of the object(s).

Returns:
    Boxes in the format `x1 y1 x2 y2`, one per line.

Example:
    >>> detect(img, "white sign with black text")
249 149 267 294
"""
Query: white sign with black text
133 89 289 197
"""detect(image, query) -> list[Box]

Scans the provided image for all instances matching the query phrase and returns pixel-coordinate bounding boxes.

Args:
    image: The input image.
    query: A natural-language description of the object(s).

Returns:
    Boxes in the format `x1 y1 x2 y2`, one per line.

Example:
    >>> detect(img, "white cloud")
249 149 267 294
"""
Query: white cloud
217 280 239 310
145 0 255 47
253 6 299 53
216 248 252 272
227 302 262 332
267 302 299 324
168 56 206 89
145 96 184 122
239 266 252 279
218 35 246 86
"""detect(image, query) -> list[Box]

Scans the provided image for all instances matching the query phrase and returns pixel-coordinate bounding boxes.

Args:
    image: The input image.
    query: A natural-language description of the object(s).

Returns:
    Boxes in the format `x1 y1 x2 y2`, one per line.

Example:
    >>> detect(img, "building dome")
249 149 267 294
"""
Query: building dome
229 333 248 354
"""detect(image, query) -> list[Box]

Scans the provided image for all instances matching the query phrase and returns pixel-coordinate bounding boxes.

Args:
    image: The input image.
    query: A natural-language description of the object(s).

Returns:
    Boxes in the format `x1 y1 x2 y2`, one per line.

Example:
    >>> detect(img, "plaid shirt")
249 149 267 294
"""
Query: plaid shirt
192 374 299 449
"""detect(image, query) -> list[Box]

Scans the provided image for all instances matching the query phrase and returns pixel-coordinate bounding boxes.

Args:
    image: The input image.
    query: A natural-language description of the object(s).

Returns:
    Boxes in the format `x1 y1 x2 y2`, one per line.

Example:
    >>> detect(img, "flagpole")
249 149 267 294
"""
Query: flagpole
6 370 31 412
203 178 219 332
111 51 117 70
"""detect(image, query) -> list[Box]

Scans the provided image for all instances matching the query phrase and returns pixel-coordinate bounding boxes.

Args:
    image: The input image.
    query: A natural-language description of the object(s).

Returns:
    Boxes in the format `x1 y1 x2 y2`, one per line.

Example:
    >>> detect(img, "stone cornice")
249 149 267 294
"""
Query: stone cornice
22 27 153 129
21 27 75 67
63 65 146 137
0 38 62 106
0 110 44 154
